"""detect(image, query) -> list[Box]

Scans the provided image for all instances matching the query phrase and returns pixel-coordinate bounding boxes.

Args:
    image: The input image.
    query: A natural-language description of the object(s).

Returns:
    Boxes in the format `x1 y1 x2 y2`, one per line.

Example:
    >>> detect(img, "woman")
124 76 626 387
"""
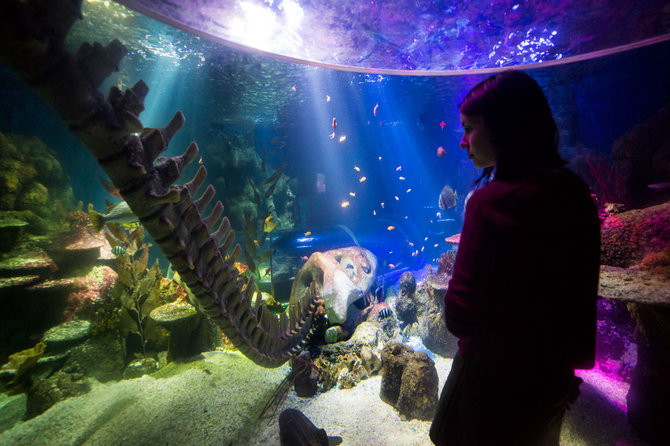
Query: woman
430 70 601 445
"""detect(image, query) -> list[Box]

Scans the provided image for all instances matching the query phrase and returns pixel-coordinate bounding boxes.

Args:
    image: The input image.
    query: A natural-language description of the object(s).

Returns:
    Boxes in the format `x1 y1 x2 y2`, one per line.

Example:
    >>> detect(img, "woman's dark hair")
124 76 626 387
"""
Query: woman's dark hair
460 70 565 183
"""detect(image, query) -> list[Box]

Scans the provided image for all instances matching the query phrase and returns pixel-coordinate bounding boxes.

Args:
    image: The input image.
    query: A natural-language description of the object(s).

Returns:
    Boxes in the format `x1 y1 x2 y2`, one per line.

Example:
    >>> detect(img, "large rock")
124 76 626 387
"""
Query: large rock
290 247 377 325
379 342 438 420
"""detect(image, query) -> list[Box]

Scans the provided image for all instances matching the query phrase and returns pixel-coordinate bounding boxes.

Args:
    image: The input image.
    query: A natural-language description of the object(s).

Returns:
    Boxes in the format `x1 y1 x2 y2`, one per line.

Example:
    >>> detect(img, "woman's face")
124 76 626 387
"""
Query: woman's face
459 113 497 169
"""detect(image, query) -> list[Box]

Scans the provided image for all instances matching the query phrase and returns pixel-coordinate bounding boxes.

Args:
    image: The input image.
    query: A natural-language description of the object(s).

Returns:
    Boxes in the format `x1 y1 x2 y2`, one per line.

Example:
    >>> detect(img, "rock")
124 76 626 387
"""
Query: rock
44 320 92 353
25 370 91 419
123 357 160 379
380 342 439 421
0 214 28 252
64 333 125 382
379 342 414 406
324 325 346 344
396 351 439 421
0 250 56 278
279 408 329 446
291 351 319 398
599 265 670 306
290 246 377 325
149 300 201 360
399 271 416 297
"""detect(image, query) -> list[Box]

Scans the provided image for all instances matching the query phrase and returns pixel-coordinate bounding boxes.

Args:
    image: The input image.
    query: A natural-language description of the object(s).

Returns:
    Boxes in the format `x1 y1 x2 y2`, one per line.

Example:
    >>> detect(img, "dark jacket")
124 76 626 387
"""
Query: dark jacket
444 167 600 371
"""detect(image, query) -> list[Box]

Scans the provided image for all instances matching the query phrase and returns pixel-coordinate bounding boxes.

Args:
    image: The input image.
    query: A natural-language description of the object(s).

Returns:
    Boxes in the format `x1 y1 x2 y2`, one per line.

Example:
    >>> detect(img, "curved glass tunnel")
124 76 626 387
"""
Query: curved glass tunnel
0 1 669 445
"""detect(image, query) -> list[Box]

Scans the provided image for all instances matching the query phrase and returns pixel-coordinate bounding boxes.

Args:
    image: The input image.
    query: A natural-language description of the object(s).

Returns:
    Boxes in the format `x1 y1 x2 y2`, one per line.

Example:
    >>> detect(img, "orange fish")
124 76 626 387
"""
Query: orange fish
198 156 203 165
373 103 379 117
329 117 337 139
233 262 249 274
387 225 395 231
388 263 396 269
301 255 309 261
304 231 312 236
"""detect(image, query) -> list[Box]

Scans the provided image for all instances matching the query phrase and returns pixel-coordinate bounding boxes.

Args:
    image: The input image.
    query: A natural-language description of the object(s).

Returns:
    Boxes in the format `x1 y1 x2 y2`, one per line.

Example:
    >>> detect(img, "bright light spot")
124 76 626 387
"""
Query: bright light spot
229 3 278 50
280 0 304 28
349 192 356 197
341 201 350 208
339 135 347 142
398 176 405 181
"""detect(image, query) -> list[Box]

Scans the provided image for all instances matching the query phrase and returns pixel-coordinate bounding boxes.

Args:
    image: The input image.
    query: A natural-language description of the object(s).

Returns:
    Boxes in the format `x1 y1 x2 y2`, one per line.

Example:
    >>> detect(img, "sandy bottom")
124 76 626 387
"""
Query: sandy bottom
0 351 649 446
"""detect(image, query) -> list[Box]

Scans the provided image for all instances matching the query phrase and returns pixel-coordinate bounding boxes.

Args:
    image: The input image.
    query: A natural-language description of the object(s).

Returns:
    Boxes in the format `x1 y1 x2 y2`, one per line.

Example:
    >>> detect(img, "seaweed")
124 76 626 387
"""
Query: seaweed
243 165 286 296
0 340 46 395
104 224 164 360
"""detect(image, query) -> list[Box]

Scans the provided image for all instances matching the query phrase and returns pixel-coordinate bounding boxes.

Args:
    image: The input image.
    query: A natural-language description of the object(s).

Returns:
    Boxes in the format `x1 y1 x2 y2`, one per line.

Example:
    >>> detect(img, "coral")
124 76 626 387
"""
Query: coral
640 247 670 279
436 249 457 276
600 201 670 267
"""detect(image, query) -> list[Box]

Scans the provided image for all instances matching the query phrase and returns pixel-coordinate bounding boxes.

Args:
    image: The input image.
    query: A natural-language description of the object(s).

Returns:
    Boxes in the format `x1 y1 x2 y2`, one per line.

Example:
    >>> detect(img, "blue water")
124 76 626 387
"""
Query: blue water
1 0 669 272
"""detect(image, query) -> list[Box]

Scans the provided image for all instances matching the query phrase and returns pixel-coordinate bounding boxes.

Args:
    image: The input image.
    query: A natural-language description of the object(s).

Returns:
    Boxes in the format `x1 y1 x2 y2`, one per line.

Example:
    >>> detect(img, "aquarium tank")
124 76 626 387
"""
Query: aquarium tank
0 0 669 444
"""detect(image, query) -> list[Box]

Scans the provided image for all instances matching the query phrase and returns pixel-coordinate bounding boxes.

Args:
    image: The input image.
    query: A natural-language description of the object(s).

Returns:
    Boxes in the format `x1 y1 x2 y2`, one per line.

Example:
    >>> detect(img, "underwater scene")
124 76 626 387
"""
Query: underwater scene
0 1 669 445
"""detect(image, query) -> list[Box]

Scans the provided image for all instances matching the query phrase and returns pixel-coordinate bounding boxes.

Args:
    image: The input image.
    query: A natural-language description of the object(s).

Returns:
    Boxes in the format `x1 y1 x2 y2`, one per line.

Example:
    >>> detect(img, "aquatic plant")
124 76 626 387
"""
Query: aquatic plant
0 0 318 368
243 166 285 295
0 340 45 395
104 224 163 359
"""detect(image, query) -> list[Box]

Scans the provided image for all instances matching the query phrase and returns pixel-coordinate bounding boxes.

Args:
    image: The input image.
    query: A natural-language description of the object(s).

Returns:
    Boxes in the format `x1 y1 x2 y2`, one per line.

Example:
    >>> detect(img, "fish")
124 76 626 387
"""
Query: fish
440 121 446 131
437 146 446 158
339 135 347 142
301 255 309 261
354 166 360 171
304 231 312 236
234 262 249 274
326 95 331 102
398 176 405 180
349 192 356 197
341 201 350 208
396 166 402 171
394 196 399 201
373 103 379 116
359 176 367 182
263 215 278 233
387 226 395 231
380 202 385 208
111 245 127 257
406 188 412 193
88 201 139 232
388 264 396 269
438 185 459 210
291 85 296 92
329 117 337 139
198 156 203 165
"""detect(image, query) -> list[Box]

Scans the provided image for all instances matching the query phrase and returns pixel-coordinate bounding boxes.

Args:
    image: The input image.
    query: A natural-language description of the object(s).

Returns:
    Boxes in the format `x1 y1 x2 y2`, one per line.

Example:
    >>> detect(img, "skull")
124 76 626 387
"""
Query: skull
290 247 377 325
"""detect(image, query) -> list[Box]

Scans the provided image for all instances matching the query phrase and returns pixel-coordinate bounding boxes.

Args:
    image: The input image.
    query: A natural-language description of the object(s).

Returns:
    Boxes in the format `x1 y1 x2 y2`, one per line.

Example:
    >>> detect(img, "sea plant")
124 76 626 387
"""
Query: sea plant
243 164 285 294
104 224 164 360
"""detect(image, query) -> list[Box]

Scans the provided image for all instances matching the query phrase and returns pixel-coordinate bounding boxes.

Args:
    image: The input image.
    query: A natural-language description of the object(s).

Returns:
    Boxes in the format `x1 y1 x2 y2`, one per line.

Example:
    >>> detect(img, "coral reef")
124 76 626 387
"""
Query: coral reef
0 132 77 236
0 0 318 368
600 201 670 267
